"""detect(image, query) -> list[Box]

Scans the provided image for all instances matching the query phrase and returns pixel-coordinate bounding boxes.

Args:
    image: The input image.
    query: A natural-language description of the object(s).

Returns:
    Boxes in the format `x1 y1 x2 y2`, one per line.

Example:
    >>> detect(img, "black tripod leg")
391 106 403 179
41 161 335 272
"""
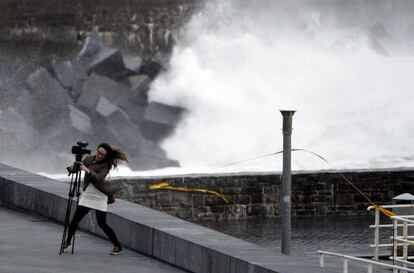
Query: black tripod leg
70 171 82 254
59 171 78 254
59 192 74 254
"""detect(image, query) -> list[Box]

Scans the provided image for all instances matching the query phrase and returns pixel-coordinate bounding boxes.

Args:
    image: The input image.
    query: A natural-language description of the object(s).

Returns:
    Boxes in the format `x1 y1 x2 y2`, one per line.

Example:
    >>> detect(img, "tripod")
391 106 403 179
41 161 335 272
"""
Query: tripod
59 161 82 255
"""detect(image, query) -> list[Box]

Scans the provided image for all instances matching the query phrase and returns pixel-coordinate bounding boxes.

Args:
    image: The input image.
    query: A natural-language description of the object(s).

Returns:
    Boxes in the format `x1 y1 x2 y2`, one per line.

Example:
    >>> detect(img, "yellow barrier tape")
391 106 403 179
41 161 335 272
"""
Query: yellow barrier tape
149 182 229 204
373 204 395 217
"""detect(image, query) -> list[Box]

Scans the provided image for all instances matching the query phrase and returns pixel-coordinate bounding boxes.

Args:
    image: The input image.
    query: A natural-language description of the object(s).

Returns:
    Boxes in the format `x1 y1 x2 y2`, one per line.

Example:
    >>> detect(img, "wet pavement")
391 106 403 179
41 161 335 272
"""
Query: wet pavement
0 204 188 273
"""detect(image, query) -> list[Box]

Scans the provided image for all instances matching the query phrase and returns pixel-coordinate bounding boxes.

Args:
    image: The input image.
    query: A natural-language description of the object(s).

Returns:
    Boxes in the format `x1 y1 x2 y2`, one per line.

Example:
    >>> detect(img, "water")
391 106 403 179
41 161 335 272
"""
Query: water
200 215 392 258
149 0 414 173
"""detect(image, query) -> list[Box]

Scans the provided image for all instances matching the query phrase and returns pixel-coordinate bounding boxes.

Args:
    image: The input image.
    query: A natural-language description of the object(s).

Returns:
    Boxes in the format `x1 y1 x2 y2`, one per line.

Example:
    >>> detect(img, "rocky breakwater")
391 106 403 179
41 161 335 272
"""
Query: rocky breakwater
0 34 184 173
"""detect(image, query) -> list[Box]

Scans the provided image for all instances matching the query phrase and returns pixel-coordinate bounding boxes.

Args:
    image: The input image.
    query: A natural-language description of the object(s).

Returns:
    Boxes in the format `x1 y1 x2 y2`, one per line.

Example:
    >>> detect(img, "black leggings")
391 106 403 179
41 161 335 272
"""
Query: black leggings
67 206 121 248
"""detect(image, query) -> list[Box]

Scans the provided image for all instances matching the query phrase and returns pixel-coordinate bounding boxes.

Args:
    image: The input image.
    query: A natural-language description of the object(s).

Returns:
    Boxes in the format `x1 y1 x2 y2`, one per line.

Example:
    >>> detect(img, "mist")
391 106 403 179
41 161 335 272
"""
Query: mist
148 0 414 172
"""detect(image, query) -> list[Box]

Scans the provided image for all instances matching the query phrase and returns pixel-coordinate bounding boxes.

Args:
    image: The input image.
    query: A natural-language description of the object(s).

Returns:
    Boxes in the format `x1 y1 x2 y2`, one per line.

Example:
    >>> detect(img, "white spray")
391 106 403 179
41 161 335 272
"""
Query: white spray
148 0 414 173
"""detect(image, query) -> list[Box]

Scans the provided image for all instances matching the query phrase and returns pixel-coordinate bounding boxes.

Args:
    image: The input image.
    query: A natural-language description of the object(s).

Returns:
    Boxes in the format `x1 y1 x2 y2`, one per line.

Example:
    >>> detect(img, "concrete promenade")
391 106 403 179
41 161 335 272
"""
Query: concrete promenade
0 163 341 273
0 204 187 273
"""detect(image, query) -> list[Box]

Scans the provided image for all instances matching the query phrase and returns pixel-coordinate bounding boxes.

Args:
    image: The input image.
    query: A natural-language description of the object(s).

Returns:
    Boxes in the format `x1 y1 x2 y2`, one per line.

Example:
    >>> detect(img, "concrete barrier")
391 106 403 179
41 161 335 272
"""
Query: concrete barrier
0 163 330 273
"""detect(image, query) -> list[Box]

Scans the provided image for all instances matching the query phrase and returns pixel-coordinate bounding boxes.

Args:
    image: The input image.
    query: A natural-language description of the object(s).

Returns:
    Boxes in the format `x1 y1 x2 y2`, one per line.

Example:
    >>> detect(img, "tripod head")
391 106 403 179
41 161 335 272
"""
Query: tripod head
71 141 91 162
67 141 91 176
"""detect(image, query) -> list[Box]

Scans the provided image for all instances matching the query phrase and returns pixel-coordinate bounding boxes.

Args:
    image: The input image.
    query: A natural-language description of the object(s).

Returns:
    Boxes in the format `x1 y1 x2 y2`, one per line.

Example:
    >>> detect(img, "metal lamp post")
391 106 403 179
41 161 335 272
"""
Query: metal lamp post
280 110 295 255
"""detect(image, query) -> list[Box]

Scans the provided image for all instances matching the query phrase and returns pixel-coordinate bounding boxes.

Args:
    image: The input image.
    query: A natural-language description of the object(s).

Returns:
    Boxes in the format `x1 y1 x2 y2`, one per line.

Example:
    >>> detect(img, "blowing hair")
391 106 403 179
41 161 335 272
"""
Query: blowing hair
97 143 128 168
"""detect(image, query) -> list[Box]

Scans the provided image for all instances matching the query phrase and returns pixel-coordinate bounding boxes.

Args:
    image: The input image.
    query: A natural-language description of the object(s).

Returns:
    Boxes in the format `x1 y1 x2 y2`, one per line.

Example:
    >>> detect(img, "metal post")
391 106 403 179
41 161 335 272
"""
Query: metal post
393 218 398 264
374 209 380 260
404 221 408 264
280 110 295 255
343 259 349 273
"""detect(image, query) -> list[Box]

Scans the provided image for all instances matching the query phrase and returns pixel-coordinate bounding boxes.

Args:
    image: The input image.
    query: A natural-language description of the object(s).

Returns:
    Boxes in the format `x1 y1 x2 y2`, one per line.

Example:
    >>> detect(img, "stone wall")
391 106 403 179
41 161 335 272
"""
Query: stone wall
0 0 199 59
115 168 414 222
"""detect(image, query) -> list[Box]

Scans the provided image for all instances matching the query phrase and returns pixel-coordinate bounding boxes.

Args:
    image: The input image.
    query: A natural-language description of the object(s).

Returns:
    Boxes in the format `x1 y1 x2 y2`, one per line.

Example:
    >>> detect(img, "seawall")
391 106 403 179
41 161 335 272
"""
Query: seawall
116 168 414 222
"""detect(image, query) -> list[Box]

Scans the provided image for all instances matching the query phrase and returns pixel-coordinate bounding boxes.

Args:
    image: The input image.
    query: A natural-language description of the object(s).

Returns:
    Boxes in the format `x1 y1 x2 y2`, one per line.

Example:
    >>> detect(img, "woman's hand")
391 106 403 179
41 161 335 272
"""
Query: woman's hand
79 163 91 174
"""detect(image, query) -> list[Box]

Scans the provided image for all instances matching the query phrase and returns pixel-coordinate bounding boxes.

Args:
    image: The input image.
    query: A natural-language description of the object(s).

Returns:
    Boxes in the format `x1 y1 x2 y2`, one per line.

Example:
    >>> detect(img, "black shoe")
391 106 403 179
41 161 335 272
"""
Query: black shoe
64 240 71 249
110 246 122 255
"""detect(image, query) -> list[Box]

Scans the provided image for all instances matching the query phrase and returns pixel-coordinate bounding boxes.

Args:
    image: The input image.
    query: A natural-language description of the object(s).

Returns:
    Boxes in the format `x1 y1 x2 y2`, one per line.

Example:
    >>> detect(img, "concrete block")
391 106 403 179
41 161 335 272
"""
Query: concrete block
52 60 88 101
78 73 122 110
175 239 203 272
26 67 73 130
153 230 176 264
95 96 122 117
0 171 69 222
91 49 128 80
77 35 129 80
127 74 150 105
68 104 92 133
139 60 163 79
111 218 154 255
141 102 184 141
128 74 150 91
200 248 232 273
123 54 143 73
113 96 146 123
0 60 29 90
105 110 144 150
78 73 145 122
230 257 254 273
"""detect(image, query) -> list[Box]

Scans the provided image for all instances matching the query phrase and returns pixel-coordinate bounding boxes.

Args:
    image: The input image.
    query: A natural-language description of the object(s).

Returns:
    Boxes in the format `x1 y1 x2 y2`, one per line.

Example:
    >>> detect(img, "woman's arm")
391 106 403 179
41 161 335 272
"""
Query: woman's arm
83 163 111 185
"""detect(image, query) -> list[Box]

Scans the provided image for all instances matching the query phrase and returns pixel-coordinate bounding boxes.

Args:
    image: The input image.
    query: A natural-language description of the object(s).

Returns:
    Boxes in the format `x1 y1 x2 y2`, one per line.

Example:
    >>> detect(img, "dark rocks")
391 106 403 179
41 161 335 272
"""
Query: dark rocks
77 35 130 80
139 60 163 79
0 34 183 172
141 102 184 141
52 60 87 101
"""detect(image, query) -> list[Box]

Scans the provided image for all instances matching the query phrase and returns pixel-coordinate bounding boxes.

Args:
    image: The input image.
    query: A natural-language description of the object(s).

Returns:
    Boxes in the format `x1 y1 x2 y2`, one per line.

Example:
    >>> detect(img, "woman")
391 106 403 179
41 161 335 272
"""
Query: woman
64 143 128 255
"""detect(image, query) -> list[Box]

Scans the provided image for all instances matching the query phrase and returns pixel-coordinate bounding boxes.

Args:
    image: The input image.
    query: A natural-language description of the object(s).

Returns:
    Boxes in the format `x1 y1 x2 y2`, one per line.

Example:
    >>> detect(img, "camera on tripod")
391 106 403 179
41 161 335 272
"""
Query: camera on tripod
60 141 91 255
71 141 91 163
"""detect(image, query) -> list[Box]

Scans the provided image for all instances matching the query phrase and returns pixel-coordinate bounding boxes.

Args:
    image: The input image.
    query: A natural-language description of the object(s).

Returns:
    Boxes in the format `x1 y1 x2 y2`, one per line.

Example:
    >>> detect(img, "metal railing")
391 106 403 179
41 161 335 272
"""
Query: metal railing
318 250 414 273
367 204 414 260
391 215 414 269
317 204 414 272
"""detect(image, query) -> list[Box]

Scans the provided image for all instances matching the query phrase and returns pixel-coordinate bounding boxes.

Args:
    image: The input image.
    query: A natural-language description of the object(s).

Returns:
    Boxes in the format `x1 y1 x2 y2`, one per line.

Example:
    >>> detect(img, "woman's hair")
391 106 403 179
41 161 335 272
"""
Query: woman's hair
97 143 128 168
